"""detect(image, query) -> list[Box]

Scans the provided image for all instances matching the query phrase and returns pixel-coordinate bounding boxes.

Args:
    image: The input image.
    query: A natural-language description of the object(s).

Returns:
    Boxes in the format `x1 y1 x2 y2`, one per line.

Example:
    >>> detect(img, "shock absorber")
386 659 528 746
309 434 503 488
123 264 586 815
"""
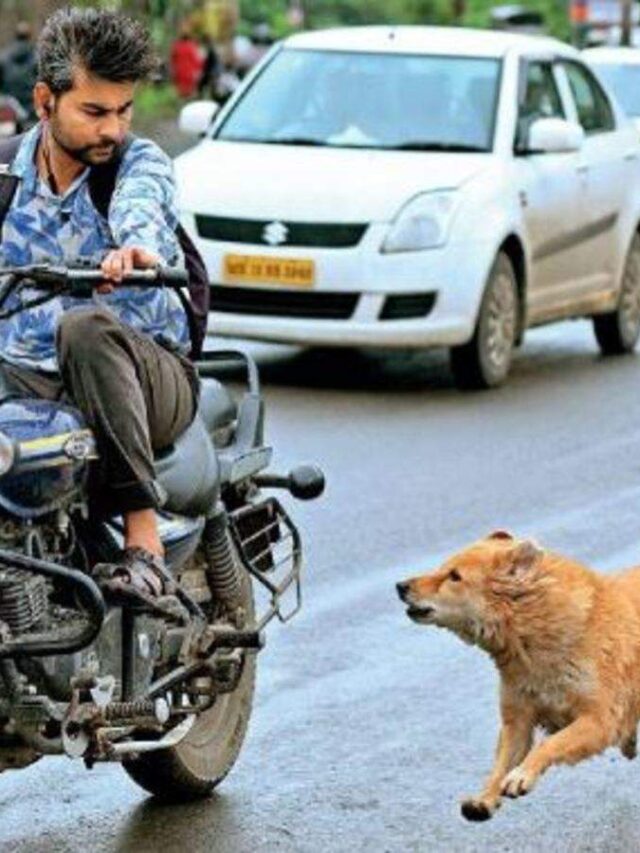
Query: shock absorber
202 506 245 617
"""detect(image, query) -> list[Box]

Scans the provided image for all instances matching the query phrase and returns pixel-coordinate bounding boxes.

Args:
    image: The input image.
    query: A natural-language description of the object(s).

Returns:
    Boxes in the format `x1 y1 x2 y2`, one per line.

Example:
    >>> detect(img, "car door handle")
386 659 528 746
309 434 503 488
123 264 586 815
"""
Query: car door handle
576 164 590 174
624 151 638 162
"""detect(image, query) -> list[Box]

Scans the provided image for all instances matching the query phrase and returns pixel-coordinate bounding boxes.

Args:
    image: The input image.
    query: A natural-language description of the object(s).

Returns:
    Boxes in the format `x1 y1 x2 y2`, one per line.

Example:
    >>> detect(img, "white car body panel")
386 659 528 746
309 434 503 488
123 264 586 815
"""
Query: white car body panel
175 27 640 349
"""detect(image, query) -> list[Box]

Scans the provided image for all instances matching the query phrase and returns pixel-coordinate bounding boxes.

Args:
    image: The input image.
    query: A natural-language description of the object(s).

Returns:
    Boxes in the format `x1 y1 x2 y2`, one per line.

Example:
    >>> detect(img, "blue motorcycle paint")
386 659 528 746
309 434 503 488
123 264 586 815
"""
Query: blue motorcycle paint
0 398 92 518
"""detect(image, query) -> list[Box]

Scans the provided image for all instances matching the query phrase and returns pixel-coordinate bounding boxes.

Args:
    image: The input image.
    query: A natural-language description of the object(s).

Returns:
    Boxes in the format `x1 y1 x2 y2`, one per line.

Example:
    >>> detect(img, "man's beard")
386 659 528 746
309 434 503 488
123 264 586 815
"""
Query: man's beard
49 121 119 166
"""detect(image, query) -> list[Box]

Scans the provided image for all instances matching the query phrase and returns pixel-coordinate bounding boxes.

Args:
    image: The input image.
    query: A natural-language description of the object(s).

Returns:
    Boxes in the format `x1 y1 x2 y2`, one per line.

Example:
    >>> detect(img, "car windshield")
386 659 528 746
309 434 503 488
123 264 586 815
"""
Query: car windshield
215 48 501 152
593 63 640 116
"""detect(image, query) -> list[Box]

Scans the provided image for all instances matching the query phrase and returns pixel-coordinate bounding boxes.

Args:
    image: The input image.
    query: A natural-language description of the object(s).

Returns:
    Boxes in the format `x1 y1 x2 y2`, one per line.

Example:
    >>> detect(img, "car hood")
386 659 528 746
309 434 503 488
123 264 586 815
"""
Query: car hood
175 140 489 223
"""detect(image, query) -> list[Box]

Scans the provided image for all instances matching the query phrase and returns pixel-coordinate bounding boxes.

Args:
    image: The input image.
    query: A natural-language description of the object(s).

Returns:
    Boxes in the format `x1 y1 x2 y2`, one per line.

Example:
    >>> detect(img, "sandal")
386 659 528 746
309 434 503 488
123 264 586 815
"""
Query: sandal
94 546 181 616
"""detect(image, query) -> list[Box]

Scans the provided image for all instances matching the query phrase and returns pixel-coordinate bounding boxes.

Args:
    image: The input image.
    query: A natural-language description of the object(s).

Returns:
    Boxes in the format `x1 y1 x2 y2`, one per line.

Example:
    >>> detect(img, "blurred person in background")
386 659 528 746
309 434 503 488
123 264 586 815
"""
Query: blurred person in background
198 34 221 99
169 25 203 98
0 21 37 121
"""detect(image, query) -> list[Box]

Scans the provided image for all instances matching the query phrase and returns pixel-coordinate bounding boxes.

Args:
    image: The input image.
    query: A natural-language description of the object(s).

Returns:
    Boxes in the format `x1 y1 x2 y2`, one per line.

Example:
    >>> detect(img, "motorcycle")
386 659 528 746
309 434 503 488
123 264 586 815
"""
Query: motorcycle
0 263 324 798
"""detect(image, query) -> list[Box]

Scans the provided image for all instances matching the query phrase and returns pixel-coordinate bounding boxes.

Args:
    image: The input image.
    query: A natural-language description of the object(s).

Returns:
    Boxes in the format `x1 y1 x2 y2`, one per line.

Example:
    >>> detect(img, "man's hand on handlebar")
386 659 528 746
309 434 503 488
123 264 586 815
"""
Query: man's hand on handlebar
99 246 160 293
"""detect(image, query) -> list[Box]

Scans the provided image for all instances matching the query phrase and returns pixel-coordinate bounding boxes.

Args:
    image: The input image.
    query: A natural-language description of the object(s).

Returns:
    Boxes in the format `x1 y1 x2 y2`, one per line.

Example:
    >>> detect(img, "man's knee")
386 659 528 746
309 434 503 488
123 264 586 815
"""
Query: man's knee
57 307 122 366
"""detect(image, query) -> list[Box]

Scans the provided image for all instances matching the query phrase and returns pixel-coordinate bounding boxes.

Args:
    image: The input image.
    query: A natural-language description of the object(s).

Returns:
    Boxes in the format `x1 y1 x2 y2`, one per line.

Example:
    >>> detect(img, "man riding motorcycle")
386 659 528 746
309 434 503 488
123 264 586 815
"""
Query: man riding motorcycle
0 7 198 609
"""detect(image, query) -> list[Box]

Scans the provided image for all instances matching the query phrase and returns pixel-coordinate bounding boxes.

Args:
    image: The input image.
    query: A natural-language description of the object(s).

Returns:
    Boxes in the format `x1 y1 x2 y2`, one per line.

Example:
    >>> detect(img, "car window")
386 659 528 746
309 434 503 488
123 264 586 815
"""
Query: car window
588 63 640 117
520 61 565 122
562 61 615 133
215 48 502 152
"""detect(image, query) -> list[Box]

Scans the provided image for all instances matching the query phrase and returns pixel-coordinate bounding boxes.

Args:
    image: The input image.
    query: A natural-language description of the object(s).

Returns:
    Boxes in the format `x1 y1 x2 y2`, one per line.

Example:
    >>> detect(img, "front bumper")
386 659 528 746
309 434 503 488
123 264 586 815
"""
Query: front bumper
187 216 496 349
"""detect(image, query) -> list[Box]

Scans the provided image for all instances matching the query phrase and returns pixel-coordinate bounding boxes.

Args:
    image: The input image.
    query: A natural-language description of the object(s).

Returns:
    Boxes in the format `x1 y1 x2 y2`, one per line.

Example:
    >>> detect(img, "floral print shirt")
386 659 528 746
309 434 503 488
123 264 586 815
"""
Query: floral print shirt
0 123 189 373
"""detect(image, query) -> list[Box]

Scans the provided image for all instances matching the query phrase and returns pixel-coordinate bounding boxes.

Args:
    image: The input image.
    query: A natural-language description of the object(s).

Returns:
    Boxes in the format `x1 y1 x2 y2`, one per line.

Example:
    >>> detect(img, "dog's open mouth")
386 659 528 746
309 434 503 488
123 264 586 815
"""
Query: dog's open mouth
406 604 435 621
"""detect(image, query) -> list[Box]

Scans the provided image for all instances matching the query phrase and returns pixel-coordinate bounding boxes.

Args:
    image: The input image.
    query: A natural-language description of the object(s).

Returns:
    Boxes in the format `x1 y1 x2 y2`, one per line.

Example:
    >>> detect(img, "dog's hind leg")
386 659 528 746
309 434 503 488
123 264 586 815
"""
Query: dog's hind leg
501 712 610 799
461 705 534 822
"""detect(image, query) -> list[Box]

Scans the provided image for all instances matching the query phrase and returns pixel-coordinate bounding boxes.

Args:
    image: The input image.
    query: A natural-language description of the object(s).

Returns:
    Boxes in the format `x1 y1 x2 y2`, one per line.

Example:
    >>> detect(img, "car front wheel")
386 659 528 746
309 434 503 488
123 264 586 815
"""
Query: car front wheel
593 233 640 356
450 252 518 390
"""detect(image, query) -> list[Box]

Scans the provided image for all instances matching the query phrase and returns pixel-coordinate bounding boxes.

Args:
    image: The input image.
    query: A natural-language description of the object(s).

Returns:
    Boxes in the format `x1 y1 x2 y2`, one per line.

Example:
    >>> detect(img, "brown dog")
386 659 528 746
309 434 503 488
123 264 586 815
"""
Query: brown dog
397 531 640 821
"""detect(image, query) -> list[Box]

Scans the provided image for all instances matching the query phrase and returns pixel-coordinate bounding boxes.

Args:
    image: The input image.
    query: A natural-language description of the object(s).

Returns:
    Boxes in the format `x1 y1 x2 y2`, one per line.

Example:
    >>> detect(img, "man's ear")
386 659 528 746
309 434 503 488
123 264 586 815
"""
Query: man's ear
33 82 54 121
487 529 514 541
507 540 543 575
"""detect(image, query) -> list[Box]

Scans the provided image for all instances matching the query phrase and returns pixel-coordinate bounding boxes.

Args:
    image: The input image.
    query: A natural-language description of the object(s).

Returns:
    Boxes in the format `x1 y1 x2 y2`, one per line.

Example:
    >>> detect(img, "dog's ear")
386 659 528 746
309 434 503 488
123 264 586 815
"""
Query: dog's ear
487 530 514 541
507 540 543 576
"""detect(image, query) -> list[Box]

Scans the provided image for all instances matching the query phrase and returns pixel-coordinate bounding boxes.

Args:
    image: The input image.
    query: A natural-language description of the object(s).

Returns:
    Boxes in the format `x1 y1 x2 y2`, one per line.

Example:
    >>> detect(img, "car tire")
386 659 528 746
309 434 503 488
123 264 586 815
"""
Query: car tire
593 233 640 356
450 252 518 390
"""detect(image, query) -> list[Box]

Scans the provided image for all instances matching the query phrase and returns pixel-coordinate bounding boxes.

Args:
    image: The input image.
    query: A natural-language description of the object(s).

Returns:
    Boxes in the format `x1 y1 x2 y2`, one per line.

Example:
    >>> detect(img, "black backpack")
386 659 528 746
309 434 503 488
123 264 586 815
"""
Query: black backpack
0 133 210 360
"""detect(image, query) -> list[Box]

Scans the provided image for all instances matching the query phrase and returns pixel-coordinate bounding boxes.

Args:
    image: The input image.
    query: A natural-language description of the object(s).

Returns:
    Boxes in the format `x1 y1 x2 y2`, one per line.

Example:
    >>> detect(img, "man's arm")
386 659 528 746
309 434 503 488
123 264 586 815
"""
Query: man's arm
102 138 183 282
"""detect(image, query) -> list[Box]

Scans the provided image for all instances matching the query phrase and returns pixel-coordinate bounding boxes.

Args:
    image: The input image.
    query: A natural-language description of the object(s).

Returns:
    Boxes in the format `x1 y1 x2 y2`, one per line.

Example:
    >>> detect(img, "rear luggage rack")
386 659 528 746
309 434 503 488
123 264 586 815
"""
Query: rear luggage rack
229 497 302 629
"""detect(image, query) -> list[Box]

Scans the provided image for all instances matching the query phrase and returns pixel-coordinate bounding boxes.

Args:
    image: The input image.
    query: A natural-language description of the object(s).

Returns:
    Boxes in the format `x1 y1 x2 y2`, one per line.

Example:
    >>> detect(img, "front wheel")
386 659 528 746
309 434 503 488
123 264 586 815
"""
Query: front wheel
450 252 518 390
593 233 640 355
123 560 256 801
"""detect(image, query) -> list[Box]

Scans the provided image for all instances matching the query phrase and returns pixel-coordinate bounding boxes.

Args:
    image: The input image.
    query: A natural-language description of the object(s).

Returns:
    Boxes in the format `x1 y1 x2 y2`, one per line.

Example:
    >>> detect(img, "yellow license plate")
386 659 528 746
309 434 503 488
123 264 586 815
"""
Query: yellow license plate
222 254 315 288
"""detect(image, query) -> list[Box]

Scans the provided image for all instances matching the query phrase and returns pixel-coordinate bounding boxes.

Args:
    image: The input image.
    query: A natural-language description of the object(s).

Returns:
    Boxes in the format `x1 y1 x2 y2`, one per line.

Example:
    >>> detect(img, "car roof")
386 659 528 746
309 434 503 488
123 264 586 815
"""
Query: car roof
284 25 578 59
582 46 640 64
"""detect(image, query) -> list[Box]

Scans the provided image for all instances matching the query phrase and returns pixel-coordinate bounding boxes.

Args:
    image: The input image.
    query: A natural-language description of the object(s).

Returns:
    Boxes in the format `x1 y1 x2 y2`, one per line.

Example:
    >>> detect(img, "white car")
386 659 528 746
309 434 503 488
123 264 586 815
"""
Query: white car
583 47 640 133
175 26 640 388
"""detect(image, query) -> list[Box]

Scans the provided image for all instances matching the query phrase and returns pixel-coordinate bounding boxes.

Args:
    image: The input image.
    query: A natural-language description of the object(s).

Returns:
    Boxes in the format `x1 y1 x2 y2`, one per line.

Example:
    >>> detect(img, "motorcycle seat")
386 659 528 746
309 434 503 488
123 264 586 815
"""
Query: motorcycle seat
198 378 236 435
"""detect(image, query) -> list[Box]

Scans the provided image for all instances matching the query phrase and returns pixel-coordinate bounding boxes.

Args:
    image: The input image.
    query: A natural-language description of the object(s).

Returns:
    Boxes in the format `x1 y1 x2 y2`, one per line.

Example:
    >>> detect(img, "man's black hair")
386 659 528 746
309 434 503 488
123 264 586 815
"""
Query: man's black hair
37 6 156 94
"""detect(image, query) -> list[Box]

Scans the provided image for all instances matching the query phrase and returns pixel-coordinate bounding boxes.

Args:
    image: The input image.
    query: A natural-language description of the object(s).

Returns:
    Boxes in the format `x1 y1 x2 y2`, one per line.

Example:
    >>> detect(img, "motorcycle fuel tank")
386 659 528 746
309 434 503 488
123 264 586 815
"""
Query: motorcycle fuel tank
0 398 96 518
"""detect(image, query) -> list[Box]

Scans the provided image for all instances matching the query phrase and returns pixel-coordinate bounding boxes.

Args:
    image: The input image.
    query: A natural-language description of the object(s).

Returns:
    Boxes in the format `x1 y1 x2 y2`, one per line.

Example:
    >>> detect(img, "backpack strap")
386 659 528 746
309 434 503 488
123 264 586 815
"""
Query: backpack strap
0 134 25 234
88 133 134 218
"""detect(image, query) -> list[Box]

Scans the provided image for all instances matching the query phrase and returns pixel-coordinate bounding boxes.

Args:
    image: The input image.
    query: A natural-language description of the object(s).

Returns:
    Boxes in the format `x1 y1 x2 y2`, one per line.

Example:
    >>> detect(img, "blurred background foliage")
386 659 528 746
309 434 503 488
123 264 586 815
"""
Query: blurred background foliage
0 0 572 45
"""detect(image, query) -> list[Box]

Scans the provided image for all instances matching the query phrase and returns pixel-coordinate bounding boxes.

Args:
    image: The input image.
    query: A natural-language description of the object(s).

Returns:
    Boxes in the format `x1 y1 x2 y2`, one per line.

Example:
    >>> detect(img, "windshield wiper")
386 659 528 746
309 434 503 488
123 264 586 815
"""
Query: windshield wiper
394 141 487 152
218 136 328 147
270 137 328 147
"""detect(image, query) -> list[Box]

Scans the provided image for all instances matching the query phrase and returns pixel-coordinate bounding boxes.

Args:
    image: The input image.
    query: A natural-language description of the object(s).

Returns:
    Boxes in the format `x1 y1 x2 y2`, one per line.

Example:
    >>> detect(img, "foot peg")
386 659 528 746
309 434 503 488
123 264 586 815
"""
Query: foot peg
200 626 265 652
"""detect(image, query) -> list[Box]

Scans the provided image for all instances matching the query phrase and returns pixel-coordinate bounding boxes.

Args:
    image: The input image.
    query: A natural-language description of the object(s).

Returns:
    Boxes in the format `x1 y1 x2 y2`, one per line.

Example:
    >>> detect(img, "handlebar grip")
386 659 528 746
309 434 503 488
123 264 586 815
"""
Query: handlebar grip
156 267 189 286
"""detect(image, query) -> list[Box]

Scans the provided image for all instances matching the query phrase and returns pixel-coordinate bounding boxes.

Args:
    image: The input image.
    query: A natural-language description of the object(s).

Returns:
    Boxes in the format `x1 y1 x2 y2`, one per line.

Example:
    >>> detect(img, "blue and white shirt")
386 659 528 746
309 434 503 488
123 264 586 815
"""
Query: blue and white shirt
0 123 189 373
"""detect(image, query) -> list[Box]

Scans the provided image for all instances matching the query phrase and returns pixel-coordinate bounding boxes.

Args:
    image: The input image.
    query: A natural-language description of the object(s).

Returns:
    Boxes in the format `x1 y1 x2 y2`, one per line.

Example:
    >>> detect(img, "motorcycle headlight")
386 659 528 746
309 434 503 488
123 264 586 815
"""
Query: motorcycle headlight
0 432 15 476
381 191 459 254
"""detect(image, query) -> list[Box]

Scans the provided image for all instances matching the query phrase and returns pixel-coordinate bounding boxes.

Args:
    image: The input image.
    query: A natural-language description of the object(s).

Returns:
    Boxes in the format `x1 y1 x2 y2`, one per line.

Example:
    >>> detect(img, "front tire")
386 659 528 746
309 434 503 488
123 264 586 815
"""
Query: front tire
450 252 518 390
123 560 256 801
593 233 640 355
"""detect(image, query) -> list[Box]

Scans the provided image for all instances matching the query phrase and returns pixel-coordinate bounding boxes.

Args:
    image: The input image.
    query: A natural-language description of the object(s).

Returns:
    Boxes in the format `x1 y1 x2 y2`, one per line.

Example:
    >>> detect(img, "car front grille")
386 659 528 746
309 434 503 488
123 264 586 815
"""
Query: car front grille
379 292 437 320
196 215 368 248
210 285 359 319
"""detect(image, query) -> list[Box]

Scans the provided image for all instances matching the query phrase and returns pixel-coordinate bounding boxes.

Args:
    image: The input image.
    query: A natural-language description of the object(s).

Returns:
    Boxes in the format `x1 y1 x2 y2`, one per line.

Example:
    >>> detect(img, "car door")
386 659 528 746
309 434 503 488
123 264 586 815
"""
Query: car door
514 57 591 324
556 58 635 305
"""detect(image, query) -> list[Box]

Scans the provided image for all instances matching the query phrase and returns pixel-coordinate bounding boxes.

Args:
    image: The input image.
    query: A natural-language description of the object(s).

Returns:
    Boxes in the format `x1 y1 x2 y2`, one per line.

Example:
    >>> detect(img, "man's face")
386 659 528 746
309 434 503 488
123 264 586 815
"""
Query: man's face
36 67 135 166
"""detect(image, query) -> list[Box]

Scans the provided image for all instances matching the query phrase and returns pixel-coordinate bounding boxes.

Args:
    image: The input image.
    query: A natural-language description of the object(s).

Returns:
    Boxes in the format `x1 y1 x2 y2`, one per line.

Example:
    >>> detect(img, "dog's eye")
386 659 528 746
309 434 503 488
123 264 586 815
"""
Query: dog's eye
448 569 462 582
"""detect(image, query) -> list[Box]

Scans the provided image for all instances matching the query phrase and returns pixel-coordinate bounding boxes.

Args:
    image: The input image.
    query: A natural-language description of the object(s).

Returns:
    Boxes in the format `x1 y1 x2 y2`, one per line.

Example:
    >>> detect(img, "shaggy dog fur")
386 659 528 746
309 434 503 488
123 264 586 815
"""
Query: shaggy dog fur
397 531 640 821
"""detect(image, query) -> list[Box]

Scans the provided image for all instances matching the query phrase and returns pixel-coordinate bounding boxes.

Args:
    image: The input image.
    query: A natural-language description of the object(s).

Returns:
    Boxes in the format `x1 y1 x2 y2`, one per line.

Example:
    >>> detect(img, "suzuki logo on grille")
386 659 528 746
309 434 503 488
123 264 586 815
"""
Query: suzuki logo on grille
263 221 289 246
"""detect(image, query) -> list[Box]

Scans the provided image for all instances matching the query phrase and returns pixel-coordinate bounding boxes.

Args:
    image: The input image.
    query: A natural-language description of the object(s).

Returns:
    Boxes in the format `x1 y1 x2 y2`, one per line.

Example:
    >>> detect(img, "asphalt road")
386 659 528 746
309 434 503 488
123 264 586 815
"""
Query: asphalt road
3 321 640 852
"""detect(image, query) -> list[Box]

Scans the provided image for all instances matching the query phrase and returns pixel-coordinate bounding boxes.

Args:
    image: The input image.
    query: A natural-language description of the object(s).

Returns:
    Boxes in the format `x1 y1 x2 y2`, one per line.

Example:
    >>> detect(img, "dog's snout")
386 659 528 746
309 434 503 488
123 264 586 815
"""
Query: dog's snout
396 580 411 601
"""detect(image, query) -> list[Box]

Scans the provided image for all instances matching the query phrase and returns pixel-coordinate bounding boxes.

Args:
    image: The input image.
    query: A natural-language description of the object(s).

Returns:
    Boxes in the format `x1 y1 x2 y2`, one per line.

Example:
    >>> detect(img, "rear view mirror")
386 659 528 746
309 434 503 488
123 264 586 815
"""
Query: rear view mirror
178 101 220 136
524 117 585 154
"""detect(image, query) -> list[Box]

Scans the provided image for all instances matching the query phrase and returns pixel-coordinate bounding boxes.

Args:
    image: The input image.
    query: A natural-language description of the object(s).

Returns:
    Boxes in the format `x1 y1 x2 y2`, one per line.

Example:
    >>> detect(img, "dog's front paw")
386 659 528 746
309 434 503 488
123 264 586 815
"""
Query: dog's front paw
460 796 497 822
501 766 537 798
621 733 637 760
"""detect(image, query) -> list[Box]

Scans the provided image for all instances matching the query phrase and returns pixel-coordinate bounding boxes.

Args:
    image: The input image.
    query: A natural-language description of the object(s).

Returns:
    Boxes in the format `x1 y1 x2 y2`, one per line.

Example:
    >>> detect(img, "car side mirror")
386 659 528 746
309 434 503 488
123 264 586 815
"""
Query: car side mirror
523 117 585 154
178 100 220 136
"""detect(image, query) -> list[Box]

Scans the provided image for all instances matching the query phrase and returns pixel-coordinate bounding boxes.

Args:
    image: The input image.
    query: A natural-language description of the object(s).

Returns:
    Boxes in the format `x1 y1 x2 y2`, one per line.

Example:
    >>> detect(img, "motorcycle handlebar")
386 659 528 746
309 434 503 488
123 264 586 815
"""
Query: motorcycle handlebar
0 264 188 288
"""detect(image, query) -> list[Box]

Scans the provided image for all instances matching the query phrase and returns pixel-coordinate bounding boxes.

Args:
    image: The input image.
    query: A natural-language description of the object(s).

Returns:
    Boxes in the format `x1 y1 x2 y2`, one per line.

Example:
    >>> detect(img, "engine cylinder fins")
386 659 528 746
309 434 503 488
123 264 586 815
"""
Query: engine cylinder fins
0 570 48 634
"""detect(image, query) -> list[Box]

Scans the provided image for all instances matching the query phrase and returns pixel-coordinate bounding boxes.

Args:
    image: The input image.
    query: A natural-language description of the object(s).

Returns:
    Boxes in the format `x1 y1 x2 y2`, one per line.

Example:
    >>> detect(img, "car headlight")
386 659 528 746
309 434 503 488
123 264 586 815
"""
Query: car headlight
381 191 459 254
0 432 15 476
